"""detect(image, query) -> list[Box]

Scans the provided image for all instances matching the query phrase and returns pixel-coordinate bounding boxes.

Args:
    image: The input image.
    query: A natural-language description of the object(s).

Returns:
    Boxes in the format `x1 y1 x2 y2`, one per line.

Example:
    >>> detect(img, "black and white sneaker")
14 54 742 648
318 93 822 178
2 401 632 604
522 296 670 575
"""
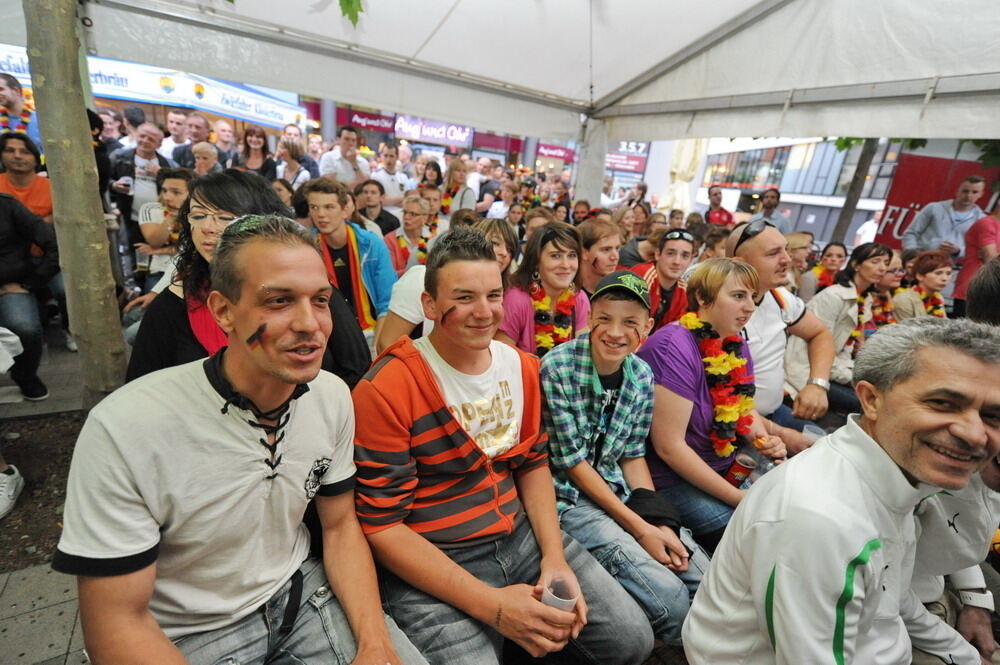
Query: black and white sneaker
19 377 49 401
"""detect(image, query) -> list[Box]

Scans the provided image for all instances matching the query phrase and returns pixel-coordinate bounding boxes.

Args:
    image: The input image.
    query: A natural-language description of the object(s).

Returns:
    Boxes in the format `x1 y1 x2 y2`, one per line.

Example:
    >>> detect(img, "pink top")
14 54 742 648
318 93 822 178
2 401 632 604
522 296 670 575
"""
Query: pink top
955 216 1000 300
500 287 590 354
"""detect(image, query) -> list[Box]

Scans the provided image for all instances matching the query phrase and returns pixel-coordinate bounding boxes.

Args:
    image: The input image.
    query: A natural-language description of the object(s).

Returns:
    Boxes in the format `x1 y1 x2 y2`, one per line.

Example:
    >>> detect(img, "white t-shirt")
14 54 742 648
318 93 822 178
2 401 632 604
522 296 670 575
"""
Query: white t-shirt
131 155 159 221
158 136 188 160
319 151 370 184
53 360 356 638
137 202 176 275
413 337 524 459
744 287 805 415
371 167 408 220
487 200 510 219
276 163 311 191
388 265 433 337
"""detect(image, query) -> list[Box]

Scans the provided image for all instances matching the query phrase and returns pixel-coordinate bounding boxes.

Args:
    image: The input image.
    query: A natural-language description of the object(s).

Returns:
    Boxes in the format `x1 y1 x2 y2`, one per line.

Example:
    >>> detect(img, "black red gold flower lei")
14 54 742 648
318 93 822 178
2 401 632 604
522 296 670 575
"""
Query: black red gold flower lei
530 282 574 358
0 109 31 132
679 312 755 457
914 285 945 318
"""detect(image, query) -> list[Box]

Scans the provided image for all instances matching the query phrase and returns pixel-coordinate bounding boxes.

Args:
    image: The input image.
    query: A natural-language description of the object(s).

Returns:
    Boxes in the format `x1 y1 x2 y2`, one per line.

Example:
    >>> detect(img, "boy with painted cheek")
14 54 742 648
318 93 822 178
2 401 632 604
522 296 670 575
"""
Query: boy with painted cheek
539 270 711 645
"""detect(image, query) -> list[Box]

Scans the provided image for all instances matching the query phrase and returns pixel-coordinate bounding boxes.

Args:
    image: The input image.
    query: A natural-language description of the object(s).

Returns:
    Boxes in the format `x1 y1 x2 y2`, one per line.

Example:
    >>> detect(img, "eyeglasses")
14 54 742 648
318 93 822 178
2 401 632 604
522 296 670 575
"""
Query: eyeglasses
886 268 906 275
188 211 238 230
402 210 428 219
733 220 775 253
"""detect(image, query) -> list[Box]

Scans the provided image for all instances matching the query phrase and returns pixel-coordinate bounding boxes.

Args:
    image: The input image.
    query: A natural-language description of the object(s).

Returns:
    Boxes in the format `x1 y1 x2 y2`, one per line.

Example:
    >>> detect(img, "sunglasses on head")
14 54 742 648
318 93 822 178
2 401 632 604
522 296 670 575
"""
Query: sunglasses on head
733 220 775 253
663 229 696 244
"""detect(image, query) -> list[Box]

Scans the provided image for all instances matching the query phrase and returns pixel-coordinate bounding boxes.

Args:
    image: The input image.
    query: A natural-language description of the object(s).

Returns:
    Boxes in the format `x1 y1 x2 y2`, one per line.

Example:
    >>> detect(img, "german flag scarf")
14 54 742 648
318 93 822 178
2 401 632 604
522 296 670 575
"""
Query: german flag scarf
320 225 377 331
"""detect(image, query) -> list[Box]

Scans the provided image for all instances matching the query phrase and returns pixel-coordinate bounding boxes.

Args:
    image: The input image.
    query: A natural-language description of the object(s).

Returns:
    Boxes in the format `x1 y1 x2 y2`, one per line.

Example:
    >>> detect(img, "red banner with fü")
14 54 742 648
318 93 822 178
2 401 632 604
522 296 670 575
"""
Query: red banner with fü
875 153 998 249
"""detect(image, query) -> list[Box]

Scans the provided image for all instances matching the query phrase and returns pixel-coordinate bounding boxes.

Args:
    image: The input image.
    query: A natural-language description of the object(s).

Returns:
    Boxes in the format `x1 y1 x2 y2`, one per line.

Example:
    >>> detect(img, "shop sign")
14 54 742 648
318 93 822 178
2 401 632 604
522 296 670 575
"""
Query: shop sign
336 107 395 132
537 143 575 162
0 43 306 129
605 152 647 173
394 114 473 148
876 153 999 248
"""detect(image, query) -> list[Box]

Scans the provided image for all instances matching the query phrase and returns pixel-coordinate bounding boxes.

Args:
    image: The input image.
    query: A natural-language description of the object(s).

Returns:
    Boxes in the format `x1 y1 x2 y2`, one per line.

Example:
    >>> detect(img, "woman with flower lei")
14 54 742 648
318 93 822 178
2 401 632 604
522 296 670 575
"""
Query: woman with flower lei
893 250 952 321
384 194 434 276
638 258 785 551
440 160 475 217
798 242 848 302
497 221 590 356
863 250 903 339
786 243 891 418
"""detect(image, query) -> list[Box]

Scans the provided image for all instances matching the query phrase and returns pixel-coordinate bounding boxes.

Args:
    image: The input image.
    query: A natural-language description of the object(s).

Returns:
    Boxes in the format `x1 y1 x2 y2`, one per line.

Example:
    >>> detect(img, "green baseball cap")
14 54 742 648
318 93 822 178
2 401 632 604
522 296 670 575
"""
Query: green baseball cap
590 270 651 311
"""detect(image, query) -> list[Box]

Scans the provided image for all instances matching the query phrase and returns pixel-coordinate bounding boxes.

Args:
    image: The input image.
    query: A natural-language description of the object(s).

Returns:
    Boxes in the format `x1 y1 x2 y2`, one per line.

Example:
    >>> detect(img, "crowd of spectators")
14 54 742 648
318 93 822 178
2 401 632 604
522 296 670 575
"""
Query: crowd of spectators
2 83 1000 665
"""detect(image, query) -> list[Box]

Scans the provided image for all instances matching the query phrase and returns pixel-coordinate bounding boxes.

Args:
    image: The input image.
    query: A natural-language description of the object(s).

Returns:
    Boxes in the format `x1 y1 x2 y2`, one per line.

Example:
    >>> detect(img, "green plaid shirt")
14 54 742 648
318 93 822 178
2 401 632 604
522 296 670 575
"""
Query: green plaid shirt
540 334 654 513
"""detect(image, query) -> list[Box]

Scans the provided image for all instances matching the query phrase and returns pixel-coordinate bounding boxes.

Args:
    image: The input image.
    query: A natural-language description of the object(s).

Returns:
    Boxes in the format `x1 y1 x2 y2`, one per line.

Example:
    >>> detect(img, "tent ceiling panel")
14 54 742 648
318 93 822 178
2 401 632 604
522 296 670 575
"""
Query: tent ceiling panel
614 0 1000 109
91 0 763 104
605 93 1000 142
84 2 583 139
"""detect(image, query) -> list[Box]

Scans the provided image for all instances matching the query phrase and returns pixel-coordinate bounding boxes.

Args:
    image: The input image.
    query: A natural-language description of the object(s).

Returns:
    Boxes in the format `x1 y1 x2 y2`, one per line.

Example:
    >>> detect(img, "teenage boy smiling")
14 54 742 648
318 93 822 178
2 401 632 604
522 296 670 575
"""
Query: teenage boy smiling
540 270 709 644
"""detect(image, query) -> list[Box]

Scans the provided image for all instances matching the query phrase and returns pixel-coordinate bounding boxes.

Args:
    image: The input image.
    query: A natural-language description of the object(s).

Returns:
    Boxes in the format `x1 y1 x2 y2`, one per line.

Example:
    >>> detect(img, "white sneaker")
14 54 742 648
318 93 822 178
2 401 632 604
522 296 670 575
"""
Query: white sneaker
63 330 78 352
0 466 24 520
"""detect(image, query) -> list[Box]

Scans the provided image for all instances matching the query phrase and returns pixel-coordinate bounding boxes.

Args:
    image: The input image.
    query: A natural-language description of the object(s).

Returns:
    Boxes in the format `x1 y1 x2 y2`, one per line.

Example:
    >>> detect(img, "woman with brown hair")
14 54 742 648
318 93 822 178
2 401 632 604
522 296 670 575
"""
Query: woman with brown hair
239 125 276 181
497 221 590 356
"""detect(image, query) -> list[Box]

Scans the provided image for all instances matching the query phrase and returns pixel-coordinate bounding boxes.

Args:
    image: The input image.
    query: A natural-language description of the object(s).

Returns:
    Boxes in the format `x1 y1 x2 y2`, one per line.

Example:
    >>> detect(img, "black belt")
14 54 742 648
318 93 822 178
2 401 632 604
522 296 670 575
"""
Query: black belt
261 568 304 638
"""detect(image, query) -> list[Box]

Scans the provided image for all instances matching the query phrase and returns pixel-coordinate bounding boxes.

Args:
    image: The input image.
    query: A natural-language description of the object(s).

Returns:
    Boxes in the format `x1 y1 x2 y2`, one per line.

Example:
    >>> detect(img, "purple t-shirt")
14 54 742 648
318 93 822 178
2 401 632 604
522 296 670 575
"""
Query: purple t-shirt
637 323 755 488
500 287 590 354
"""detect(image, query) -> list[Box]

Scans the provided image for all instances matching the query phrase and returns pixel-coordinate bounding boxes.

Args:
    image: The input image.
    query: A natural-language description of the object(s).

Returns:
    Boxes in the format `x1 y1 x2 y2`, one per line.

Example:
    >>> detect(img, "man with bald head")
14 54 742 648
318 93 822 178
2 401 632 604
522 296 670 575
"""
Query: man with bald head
727 220 835 453
110 122 174 252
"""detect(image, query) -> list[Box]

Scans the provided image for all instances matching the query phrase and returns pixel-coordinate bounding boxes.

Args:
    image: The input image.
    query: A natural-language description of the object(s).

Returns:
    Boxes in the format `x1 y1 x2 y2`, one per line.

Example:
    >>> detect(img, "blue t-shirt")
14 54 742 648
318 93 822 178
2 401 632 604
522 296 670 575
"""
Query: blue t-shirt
637 322 755 488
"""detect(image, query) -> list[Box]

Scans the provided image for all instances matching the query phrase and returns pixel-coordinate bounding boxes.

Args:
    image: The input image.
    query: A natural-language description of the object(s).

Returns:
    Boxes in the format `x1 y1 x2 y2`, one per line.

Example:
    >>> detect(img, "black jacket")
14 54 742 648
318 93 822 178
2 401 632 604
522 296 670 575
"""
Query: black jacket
0 194 59 290
109 148 174 225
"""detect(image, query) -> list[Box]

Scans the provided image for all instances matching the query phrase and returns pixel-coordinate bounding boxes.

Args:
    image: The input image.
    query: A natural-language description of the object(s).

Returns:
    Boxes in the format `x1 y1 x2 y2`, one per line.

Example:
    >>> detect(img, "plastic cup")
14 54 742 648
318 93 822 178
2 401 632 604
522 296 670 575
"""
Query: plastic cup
802 424 826 443
541 573 579 612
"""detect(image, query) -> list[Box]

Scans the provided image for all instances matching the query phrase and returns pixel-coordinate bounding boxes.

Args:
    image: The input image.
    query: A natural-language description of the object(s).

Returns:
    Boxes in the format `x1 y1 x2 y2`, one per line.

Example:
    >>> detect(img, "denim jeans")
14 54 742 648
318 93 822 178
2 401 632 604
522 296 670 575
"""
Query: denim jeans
0 291 44 386
656 481 734 537
764 403 815 433
559 496 710 644
379 518 654 665
828 381 861 414
174 558 427 665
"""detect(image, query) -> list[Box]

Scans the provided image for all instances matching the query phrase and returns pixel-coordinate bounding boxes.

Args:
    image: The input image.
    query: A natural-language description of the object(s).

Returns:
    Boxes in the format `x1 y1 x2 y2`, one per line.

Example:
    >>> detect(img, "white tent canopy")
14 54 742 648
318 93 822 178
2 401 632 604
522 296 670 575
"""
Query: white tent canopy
1 0 997 142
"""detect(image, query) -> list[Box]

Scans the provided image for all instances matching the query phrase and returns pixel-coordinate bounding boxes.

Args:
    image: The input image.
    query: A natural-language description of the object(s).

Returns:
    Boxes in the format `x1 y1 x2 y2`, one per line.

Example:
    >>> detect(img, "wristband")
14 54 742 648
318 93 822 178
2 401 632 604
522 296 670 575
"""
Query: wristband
806 377 830 391
959 589 994 612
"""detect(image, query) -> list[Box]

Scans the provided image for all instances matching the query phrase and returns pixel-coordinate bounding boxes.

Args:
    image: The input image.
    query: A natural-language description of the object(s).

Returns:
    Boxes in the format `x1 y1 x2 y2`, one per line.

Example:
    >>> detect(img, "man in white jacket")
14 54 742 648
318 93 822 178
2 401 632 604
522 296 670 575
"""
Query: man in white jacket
683 317 1000 665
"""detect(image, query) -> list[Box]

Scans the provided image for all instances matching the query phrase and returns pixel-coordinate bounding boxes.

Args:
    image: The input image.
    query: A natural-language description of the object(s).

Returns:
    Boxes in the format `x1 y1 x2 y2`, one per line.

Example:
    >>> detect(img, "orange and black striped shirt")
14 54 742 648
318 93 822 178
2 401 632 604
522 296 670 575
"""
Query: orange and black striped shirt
352 337 549 547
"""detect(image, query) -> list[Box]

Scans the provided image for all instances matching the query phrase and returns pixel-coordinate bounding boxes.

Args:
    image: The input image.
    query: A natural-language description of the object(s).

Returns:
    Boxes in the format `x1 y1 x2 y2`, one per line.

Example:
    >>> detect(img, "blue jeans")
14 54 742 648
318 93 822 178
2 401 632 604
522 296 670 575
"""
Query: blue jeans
656 481 734 537
764 403 815 432
829 381 861 414
379 518 653 665
559 497 710 644
0 291 44 386
174 558 426 665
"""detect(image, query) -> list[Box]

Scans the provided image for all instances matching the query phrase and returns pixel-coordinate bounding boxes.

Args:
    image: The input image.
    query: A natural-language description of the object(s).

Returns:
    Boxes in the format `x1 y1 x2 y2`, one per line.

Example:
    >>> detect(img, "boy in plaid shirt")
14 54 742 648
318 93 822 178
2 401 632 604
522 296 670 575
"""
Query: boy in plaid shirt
540 271 709 644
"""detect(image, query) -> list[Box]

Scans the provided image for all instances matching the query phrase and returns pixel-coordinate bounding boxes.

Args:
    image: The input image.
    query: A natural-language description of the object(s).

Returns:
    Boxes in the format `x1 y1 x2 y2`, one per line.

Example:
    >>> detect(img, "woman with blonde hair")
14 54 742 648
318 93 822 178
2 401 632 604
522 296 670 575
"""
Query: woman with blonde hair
784 232 813 293
441 160 476 220
612 205 636 241
639 257 784 551
274 136 310 190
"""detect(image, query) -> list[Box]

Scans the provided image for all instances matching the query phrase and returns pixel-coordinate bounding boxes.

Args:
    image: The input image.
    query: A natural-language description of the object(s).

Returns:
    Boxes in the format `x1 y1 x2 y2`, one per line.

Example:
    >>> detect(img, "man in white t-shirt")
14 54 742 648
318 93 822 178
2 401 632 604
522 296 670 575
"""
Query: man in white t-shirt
54 216 423 665
319 125 369 188
371 141 408 221
728 220 835 454
353 227 653 665
157 109 189 160
109 123 173 261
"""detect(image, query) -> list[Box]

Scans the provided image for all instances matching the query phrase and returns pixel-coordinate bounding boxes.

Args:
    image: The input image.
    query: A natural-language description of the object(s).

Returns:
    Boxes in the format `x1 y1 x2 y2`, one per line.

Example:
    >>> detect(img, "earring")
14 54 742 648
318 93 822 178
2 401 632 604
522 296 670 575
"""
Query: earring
532 271 540 282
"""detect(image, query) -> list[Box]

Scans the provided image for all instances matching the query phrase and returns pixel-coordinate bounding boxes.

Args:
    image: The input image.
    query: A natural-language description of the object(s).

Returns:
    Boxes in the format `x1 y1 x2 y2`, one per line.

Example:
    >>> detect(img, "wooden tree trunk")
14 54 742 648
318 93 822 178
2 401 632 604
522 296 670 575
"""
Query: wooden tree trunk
22 0 127 407
829 137 879 244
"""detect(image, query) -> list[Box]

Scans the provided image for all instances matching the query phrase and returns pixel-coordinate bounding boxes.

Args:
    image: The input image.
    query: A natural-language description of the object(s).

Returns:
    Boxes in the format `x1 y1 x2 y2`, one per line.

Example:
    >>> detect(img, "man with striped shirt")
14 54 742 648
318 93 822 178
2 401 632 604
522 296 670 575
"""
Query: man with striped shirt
353 227 652 665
